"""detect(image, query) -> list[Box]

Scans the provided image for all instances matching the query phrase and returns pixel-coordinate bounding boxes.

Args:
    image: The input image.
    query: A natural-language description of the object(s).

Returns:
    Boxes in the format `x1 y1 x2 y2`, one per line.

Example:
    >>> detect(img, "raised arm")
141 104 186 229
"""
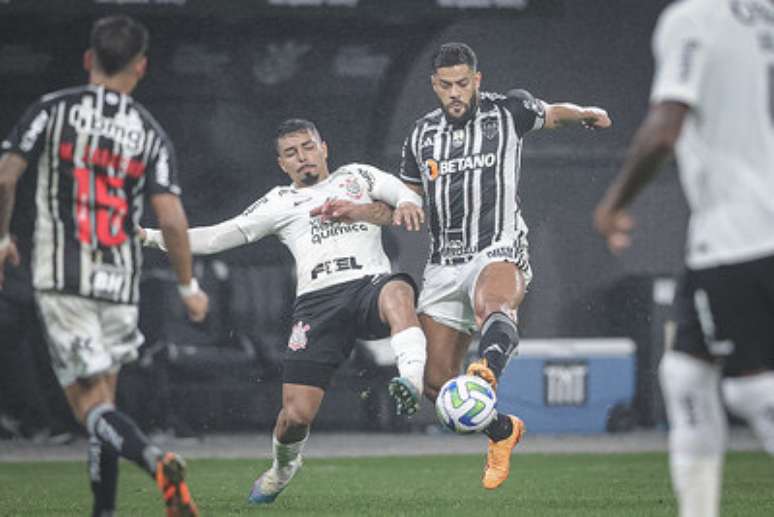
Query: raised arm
543 102 611 129
142 216 248 255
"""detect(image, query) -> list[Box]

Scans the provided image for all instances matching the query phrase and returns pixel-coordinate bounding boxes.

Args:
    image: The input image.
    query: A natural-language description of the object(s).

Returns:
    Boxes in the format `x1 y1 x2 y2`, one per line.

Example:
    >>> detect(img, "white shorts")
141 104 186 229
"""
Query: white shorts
35 291 144 387
417 241 533 334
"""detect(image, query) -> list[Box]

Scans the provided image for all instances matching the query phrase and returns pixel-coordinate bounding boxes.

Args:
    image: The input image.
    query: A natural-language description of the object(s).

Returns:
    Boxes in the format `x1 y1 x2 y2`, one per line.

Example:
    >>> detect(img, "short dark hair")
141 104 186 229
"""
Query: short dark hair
90 15 149 76
275 118 321 151
431 42 478 73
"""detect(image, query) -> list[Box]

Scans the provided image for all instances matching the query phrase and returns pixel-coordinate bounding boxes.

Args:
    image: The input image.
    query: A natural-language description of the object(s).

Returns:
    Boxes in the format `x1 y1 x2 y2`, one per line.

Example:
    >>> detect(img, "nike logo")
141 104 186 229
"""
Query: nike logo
293 197 313 207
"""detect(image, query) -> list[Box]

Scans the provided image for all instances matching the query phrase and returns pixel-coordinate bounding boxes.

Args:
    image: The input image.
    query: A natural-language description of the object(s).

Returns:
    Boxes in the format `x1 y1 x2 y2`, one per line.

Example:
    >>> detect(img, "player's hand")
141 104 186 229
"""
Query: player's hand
0 236 21 290
310 198 359 224
581 107 612 129
594 204 634 254
136 226 147 243
393 202 424 231
181 289 209 323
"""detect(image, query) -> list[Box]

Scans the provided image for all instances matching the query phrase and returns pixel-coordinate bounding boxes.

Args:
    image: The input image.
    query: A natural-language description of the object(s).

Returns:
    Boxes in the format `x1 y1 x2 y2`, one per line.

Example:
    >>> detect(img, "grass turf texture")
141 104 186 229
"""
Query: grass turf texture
0 452 771 516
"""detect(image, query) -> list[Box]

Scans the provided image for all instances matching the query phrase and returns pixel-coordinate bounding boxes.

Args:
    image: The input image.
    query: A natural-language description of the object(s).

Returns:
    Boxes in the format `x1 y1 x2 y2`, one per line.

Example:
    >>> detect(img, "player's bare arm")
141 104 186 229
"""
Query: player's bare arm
310 199 393 225
594 101 688 253
544 103 612 129
311 199 424 232
0 152 26 288
150 193 209 321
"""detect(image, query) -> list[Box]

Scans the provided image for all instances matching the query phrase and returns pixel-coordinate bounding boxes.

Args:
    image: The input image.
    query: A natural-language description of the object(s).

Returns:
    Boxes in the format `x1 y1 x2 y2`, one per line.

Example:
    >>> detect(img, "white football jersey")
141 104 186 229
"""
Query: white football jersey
234 163 416 296
651 0 774 269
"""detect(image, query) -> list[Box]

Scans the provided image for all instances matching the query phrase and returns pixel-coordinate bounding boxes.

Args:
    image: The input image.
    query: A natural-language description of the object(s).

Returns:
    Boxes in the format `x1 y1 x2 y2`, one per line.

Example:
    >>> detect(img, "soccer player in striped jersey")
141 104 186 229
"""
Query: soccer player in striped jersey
141 118 428 505
400 42 611 490
595 1 774 515
0 15 206 517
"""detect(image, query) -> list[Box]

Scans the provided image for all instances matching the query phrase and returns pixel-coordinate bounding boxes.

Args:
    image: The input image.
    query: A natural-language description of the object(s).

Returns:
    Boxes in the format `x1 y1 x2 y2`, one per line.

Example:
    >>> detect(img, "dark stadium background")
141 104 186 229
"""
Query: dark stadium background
0 0 684 437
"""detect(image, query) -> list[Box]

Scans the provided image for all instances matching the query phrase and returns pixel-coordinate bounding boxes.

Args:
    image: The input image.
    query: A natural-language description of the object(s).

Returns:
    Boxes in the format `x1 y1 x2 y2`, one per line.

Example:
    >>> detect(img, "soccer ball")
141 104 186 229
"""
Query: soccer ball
435 374 497 433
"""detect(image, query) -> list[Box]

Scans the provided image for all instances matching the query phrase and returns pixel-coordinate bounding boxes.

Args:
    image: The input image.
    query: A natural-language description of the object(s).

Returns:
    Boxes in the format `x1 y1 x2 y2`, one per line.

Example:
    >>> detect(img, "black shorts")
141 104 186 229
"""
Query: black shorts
282 273 417 389
671 254 774 376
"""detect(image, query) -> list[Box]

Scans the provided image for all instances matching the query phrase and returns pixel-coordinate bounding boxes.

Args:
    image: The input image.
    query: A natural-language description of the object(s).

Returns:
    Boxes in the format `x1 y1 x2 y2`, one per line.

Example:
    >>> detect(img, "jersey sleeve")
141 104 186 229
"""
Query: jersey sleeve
1 97 51 162
649 5 707 107
145 125 182 197
232 190 282 243
353 164 423 207
399 129 422 184
502 89 546 137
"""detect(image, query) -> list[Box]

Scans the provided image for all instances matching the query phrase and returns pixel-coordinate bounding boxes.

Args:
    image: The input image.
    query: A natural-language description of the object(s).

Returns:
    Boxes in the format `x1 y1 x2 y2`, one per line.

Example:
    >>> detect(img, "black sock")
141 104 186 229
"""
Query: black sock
483 412 514 442
88 436 119 517
478 312 519 380
86 403 161 478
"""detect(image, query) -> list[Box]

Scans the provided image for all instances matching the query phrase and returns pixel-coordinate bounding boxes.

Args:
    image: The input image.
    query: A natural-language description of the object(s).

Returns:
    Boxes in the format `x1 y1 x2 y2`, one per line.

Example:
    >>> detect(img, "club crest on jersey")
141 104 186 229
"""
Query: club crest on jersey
288 321 311 351
339 177 363 199
482 119 498 140
452 129 465 148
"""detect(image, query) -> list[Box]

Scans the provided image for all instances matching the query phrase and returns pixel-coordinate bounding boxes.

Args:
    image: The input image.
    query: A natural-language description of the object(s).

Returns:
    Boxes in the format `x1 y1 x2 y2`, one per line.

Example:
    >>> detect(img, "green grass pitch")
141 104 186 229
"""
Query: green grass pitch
0 452 771 516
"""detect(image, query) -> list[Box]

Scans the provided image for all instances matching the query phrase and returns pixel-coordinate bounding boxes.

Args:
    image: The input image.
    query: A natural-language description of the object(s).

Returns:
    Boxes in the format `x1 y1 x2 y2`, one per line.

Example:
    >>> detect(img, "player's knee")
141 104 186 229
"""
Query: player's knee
722 372 774 455
283 403 316 428
659 351 726 456
380 281 416 314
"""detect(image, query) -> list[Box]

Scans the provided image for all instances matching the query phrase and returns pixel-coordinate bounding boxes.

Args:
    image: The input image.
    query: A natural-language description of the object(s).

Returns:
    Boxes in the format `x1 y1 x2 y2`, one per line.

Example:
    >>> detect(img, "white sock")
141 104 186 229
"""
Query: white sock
671 454 723 517
389 326 427 395
659 352 727 517
722 372 774 454
272 432 308 477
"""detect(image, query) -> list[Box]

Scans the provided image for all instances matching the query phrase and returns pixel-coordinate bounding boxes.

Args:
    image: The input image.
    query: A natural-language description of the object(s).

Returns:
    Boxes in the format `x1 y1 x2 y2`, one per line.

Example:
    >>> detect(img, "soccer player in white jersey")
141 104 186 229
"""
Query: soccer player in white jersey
0 15 207 517
595 1 774 516
399 42 611 490
141 118 428 504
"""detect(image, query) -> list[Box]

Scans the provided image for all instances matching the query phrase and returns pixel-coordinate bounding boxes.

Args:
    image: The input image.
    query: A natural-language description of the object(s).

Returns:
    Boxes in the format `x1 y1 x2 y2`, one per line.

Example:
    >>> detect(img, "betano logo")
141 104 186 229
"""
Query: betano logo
424 153 496 180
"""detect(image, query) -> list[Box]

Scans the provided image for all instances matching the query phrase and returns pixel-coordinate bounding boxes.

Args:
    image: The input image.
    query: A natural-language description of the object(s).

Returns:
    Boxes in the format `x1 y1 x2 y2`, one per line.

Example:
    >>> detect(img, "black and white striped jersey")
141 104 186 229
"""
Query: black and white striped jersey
1 85 181 304
400 90 544 265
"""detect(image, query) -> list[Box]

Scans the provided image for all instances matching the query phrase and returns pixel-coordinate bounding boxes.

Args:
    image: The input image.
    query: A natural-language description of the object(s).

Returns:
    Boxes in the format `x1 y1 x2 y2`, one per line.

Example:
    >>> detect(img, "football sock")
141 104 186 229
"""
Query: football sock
86 403 162 478
483 412 514 442
273 432 308 475
659 352 726 517
389 326 427 395
722 372 774 454
670 455 723 517
88 435 119 517
478 312 519 380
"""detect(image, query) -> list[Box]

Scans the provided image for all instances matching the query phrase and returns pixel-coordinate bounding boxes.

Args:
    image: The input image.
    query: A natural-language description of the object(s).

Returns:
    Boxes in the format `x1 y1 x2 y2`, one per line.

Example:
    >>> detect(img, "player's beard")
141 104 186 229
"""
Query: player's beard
300 172 319 186
444 93 479 126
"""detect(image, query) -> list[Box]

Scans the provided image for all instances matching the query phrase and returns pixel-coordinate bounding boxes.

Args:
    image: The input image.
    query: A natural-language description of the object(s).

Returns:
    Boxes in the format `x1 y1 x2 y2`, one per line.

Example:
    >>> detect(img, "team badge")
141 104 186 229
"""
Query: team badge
452 129 465 148
288 321 311 351
482 119 498 140
339 177 363 199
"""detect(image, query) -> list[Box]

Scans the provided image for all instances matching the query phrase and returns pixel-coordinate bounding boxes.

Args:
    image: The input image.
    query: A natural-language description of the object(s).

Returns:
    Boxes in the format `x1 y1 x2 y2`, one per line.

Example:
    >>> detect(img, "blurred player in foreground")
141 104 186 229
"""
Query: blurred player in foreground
0 15 207 517
141 118 427 504
399 42 611 489
595 1 774 516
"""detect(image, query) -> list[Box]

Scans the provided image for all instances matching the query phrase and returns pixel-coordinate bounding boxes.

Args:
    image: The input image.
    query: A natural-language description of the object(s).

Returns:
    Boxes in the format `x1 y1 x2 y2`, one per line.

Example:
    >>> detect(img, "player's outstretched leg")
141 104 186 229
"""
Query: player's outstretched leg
480 414 525 489
85 403 199 516
388 376 421 416
466 312 520 389
248 433 308 504
155 452 199 517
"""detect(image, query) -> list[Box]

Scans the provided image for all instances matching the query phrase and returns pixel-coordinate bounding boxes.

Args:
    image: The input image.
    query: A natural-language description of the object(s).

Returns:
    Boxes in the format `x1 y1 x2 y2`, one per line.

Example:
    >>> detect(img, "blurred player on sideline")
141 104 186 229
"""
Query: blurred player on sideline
0 15 207 517
399 42 611 490
141 118 427 505
595 1 774 516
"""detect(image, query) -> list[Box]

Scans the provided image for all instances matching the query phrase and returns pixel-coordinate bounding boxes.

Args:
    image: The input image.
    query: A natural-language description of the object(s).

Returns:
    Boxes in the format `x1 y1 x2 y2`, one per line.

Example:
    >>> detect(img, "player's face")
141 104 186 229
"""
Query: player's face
431 64 481 121
277 129 330 188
